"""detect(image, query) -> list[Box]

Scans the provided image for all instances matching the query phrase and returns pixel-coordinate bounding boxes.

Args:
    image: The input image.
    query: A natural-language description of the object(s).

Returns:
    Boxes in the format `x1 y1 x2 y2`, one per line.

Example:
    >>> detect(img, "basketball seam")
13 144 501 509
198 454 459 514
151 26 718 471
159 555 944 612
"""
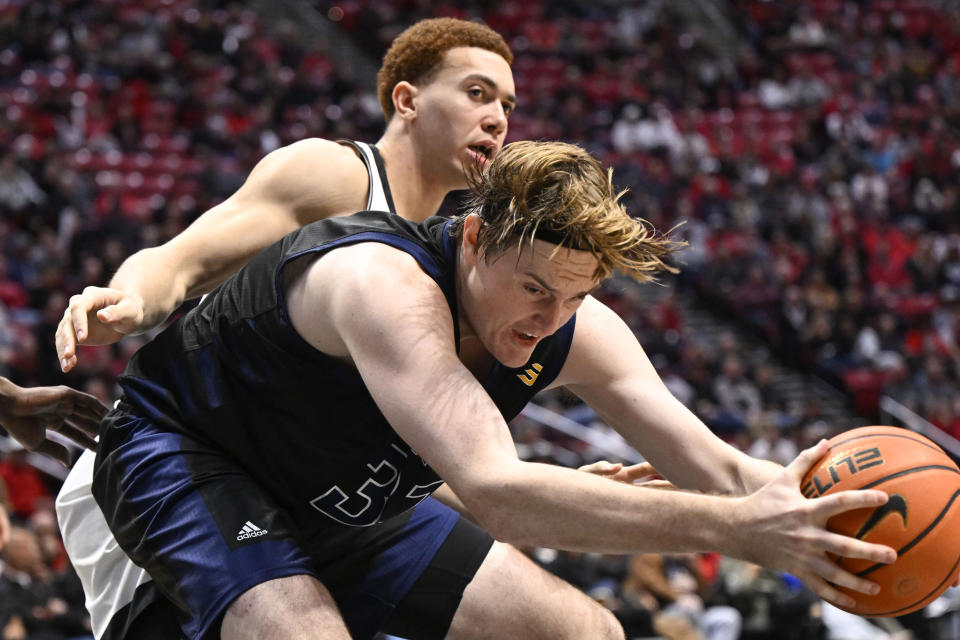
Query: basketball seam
828 432 948 456
856 487 960 579
856 465 960 491
859 554 960 617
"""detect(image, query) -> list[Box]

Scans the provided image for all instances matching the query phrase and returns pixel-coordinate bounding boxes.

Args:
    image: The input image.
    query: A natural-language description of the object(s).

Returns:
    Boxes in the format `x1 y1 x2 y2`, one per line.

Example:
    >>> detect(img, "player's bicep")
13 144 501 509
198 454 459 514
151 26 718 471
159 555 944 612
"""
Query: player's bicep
161 198 297 297
162 140 369 297
240 139 369 226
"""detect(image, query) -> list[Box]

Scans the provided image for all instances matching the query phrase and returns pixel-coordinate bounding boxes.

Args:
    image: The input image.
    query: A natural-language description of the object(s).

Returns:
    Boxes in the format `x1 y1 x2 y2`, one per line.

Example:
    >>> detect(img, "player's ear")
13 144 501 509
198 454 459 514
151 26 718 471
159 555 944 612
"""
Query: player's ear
461 214 482 260
392 81 418 122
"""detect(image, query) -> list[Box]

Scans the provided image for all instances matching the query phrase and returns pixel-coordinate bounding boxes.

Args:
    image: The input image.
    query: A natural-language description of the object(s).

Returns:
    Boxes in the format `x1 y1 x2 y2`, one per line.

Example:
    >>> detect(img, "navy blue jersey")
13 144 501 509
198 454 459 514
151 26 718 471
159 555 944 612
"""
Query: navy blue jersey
116 211 577 533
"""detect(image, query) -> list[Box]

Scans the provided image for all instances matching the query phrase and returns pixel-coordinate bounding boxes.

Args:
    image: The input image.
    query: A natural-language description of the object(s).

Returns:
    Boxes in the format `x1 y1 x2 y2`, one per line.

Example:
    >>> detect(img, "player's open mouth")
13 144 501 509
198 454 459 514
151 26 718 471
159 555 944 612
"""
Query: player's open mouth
514 329 538 345
469 144 493 162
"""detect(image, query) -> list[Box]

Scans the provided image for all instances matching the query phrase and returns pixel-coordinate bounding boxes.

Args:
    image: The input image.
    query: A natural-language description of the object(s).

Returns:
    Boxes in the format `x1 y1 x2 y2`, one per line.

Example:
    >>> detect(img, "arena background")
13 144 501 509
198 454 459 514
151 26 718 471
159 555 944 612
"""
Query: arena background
2 0 960 638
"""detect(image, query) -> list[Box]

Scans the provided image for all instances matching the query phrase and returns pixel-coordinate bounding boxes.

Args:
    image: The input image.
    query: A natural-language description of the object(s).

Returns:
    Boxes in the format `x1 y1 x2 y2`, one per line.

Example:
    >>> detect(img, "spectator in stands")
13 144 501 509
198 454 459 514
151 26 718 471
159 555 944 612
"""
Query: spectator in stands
28 508 67 574
624 552 742 640
713 354 763 430
854 312 905 372
747 421 799 467
906 355 958 418
0 526 92 640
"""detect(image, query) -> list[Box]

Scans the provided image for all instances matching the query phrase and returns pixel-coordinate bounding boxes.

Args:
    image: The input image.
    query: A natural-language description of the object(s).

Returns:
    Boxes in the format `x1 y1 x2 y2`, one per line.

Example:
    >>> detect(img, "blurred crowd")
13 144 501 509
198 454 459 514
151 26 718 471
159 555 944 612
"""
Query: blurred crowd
3 0 960 637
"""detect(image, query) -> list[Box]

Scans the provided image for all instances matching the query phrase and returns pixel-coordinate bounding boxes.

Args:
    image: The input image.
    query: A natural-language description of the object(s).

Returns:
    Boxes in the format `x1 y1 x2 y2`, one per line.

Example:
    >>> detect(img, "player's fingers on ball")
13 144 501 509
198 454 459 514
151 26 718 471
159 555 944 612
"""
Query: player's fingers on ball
808 555 881 596
786 439 829 481
819 531 896 564
816 489 888 518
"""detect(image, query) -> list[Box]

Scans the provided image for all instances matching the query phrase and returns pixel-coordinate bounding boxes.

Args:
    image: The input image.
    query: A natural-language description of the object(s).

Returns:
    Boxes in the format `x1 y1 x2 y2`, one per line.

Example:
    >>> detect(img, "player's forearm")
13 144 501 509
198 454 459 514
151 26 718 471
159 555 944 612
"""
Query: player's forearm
464 460 738 556
107 247 191 332
734 454 783 494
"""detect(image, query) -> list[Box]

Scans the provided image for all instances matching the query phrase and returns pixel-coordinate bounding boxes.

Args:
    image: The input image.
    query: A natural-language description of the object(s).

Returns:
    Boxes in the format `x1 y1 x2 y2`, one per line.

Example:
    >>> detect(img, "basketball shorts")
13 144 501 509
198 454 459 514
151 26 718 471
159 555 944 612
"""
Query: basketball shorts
88 406 493 640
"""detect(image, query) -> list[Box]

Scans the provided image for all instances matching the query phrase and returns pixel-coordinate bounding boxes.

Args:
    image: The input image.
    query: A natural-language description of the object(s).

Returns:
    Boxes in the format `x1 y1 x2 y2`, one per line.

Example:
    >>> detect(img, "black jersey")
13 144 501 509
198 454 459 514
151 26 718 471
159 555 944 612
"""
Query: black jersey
117 212 577 532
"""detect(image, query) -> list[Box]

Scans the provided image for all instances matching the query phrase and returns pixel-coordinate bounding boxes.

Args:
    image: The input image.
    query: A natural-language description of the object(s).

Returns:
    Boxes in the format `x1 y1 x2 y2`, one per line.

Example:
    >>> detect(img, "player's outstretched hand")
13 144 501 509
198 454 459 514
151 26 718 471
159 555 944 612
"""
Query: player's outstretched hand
730 440 897 611
0 377 108 466
578 460 675 489
56 286 145 372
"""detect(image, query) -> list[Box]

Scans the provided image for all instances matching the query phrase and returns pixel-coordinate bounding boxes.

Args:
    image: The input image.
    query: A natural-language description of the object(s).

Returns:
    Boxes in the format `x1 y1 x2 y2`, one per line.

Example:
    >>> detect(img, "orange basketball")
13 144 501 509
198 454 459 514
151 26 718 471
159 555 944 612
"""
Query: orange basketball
800 425 960 617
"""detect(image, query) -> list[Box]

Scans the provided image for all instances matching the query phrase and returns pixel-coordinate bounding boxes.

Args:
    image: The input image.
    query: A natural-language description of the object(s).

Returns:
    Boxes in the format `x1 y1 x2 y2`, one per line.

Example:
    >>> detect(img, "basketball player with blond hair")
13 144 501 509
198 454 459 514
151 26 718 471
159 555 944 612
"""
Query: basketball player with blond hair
86 140 894 640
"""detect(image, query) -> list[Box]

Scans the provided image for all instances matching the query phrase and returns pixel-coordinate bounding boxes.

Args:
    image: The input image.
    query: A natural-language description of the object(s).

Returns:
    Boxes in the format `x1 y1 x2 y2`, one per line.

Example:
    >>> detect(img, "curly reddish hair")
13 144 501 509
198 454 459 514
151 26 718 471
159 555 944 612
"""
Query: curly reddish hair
377 18 513 120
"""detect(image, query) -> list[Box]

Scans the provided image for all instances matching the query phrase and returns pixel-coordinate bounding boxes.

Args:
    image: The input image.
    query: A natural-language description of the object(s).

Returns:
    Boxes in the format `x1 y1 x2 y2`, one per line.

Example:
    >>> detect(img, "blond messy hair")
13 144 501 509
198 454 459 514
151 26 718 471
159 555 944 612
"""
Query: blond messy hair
454 140 680 282
377 18 513 120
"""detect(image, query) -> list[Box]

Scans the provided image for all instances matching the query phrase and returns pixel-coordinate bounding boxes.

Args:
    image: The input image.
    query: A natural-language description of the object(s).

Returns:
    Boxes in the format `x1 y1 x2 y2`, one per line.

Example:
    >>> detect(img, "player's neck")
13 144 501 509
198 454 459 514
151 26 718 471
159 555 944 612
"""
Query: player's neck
376 133 454 222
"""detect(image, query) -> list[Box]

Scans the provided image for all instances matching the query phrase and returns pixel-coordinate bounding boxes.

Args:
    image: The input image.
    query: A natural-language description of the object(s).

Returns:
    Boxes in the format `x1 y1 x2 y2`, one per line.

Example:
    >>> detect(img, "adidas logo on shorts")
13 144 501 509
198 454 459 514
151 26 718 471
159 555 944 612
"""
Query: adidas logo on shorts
236 521 268 541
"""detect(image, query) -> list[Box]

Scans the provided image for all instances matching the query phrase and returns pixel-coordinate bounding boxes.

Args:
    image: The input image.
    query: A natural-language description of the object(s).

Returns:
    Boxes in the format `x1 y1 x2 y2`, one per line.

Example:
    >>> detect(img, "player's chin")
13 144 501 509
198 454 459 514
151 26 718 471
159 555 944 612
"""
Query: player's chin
497 343 537 369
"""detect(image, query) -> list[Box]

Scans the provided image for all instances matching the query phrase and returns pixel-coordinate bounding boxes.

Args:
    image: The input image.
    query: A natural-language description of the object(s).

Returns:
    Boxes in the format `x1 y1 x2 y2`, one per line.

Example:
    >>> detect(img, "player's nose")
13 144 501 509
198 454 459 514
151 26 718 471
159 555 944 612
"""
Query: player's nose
482 103 507 138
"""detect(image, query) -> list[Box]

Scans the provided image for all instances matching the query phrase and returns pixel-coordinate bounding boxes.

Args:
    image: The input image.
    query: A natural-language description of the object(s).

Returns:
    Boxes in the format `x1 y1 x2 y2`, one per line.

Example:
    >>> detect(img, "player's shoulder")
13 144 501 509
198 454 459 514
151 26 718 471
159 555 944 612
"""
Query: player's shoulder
563 295 634 364
574 294 622 327
329 240 426 280
249 138 368 212
268 138 365 171
323 240 440 305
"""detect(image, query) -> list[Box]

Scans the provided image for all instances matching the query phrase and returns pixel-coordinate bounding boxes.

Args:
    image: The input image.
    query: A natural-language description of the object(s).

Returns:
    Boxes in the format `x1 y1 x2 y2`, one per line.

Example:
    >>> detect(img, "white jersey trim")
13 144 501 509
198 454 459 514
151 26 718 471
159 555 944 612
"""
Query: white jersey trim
56 449 150 639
